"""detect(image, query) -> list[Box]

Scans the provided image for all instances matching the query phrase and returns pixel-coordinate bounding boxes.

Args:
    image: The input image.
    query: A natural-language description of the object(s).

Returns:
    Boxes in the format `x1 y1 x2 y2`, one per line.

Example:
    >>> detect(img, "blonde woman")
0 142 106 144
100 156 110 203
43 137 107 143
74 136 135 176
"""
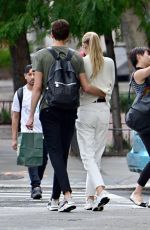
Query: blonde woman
76 32 115 211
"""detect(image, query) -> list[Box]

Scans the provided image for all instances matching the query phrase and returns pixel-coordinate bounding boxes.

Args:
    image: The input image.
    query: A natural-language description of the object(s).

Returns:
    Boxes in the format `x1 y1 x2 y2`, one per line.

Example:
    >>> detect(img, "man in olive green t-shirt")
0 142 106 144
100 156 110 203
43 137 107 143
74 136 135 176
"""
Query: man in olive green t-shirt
32 45 85 111
26 19 105 212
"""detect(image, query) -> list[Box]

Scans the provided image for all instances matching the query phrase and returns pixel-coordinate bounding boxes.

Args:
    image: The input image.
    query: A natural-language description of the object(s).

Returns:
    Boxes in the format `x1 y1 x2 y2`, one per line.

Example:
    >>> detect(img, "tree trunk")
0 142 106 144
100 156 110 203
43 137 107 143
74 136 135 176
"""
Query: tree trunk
104 33 123 155
121 9 148 72
9 32 31 92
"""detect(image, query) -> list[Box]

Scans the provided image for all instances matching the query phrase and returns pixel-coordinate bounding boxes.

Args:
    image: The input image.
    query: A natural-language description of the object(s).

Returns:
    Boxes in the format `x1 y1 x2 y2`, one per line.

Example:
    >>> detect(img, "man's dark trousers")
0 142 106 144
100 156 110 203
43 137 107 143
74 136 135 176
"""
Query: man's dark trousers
40 107 77 199
28 139 48 187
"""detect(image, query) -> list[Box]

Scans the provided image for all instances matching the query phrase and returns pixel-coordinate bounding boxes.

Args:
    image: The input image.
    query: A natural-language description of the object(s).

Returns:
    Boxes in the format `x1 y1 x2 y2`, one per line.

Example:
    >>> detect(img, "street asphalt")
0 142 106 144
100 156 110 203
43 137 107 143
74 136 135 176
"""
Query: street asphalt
1 79 149 191
1 138 150 191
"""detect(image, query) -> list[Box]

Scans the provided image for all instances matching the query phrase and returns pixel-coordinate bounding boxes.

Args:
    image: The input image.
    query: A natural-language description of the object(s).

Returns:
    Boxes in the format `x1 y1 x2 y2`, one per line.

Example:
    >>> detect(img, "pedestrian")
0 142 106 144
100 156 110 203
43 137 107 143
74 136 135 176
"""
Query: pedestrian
26 19 105 212
11 64 48 199
129 47 150 207
76 32 115 211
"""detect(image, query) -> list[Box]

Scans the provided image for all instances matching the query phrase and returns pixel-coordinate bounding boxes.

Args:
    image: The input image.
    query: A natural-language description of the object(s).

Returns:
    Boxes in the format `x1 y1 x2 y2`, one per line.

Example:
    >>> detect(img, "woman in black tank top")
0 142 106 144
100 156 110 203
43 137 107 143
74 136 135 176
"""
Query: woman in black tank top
129 47 150 207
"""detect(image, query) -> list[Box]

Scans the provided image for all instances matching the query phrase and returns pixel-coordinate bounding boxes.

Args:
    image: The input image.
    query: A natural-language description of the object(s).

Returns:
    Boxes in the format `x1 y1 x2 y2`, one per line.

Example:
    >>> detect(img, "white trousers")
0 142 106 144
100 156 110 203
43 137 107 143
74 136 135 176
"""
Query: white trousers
76 103 110 196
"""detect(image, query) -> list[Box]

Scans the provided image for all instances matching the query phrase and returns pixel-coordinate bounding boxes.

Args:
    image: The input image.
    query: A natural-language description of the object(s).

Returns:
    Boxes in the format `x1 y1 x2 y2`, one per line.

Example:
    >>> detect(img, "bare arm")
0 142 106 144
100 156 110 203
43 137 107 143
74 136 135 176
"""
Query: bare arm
11 111 19 150
30 71 42 116
134 66 150 84
26 71 43 129
79 73 106 97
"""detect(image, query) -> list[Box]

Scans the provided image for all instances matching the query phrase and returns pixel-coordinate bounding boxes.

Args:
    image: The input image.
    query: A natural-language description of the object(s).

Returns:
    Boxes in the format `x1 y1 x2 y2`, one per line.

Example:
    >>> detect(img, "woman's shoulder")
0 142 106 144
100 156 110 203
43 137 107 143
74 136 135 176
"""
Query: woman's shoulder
83 55 90 63
103 56 114 65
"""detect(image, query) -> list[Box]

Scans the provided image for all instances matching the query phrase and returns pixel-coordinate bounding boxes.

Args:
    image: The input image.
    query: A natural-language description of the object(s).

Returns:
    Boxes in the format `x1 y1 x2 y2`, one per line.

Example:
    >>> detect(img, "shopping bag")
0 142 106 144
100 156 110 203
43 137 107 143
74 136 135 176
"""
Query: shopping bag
17 132 43 167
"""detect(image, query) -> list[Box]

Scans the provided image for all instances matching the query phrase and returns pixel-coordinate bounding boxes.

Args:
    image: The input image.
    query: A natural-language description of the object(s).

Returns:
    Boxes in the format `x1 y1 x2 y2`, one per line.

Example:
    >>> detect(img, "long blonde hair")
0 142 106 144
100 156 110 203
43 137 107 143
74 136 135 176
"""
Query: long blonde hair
82 32 104 78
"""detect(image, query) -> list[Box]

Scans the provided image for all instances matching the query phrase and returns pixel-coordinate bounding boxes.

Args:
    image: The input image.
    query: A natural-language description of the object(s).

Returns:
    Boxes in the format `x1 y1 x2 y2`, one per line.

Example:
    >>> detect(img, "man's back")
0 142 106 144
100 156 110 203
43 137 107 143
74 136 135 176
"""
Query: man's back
33 46 85 110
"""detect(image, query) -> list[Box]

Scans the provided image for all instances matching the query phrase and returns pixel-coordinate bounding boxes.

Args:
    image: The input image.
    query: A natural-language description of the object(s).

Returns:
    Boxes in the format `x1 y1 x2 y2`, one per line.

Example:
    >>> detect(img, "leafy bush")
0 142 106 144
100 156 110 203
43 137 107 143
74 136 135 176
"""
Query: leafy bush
0 48 11 68
0 109 11 124
119 93 135 113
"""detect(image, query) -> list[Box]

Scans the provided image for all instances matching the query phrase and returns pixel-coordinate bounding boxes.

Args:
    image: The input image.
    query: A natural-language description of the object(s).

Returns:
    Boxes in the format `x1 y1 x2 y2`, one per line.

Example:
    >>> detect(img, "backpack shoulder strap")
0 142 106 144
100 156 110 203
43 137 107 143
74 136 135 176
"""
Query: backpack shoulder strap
48 47 74 61
47 47 58 60
66 48 74 61
17 87 23 111
16 87 23 132
126 73 135 111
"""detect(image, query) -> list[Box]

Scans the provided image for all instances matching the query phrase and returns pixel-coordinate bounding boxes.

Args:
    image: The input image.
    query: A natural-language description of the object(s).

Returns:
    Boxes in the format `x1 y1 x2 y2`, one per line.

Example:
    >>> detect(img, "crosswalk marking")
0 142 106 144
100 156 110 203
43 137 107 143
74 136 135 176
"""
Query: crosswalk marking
0 192 85 198
0 190 145 209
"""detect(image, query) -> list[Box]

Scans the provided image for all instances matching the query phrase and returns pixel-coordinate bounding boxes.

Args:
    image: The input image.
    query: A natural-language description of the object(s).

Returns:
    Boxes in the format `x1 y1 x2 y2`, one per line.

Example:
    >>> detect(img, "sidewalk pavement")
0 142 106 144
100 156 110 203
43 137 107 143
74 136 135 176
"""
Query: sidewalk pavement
0 79 13 101
1 139 149 191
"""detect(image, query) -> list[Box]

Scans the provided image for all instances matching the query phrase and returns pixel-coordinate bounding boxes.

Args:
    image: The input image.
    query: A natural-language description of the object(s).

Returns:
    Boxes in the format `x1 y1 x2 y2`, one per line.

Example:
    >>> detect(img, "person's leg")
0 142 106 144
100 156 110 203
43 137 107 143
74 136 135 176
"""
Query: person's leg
38 138 48 181
40 137 61 209
76 106 104 210
28 167 42 199
90 104 110 210
47 173 61 211
77 121 104 191
40 108 76 212
56 109 77 212
76 104 110 211
28 139 48 200
94 110 110 196
51 173 61 200
76 107 105 196
138 133 150 186
85 173 95 198
40 108 72 198
50 127 71 202
28 167 41 187
130 132 150 206
60 109 77 198
138 162 150 187
47 110 76 212
84 173 95 210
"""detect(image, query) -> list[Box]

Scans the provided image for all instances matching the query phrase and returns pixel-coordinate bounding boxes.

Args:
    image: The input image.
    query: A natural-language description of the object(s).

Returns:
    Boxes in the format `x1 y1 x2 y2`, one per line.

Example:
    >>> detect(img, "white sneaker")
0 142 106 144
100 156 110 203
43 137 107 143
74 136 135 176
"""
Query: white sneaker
84 198 94 210
58 198 76 212
47 199 59 211
92 193 110 211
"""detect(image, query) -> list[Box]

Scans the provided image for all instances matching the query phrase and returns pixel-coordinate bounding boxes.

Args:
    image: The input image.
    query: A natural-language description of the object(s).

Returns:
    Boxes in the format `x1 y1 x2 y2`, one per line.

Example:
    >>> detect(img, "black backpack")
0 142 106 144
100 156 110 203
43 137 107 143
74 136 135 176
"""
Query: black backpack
17 87 23 111
17 87 23 132
43 48 80 110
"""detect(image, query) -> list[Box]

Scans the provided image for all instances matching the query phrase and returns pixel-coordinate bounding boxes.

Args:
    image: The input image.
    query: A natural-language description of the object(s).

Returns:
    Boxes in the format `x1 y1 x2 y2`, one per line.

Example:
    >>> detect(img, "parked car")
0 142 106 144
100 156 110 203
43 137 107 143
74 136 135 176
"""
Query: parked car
127 131 149 173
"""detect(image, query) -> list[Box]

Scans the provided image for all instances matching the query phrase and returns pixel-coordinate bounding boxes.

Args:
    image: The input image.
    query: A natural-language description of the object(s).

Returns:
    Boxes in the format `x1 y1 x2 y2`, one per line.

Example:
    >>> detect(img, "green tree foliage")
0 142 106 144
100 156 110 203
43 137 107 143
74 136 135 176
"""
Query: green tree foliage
77 0 128 35
0 0 51 44
0 0 52 91
128 0 150 45
0 48 11 68
52 0 129 37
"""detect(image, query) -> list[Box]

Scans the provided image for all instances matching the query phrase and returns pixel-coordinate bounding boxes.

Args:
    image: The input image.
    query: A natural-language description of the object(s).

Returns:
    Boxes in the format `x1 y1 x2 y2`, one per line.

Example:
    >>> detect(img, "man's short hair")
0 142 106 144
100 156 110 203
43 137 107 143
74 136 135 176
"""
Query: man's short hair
24 64 32 74
51 19 70 41
129 47 150 68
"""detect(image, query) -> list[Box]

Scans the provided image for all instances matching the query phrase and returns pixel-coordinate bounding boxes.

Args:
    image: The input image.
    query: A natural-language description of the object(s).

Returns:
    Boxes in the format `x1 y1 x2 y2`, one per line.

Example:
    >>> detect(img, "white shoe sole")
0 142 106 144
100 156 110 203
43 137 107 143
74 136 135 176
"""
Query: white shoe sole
48 208 58 211
58 204 76 212
92 197 110 211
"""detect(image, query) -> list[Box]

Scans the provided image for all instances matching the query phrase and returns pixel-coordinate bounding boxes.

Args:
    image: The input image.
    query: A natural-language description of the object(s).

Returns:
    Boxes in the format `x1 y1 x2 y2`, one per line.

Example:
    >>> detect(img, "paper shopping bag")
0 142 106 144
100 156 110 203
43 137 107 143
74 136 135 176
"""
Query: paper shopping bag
17 132 43 167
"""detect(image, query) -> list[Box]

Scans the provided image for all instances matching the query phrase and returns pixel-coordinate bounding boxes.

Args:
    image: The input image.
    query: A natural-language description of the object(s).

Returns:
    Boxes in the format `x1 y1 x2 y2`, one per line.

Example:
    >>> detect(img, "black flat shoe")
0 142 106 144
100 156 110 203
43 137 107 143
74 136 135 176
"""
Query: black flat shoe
130 194 147 207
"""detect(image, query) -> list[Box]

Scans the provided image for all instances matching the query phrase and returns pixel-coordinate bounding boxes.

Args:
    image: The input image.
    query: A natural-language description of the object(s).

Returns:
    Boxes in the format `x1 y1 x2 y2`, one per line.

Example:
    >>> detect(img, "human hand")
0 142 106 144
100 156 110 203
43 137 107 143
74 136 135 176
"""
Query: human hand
26 115 34 130
12 139 17 150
